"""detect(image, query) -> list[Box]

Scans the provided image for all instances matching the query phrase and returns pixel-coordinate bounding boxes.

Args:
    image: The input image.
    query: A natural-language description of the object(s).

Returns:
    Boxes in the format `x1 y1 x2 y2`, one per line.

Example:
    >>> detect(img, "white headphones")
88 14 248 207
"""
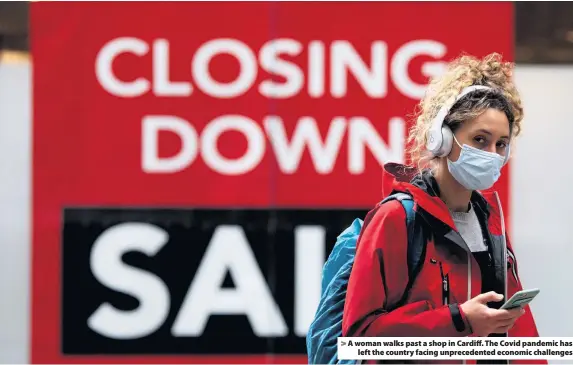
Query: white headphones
425 85 511 165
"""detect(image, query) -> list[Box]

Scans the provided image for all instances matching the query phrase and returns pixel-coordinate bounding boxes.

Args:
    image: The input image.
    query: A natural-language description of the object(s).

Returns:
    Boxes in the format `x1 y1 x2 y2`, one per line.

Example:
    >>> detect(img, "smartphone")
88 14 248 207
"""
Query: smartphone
500 288 540 310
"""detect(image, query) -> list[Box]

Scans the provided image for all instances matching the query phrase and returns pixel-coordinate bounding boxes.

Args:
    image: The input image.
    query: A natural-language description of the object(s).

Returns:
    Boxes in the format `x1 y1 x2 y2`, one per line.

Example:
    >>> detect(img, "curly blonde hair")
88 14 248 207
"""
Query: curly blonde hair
406 52 524 169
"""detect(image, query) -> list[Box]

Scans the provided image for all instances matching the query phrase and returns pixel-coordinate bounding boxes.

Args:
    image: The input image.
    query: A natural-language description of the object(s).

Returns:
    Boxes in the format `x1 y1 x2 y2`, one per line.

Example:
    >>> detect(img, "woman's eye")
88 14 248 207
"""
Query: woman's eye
474 136 486 144
497 141 508 149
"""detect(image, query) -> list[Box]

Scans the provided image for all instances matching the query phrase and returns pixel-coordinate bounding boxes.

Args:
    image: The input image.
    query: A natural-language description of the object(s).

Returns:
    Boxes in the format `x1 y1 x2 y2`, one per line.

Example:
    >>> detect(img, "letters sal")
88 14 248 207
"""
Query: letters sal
87 222 324 339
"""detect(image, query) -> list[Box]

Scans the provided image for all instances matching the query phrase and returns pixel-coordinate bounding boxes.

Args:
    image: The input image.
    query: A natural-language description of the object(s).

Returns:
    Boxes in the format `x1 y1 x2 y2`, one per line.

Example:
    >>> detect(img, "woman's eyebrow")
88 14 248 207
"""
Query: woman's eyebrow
475 128 509 139
475 128 492 136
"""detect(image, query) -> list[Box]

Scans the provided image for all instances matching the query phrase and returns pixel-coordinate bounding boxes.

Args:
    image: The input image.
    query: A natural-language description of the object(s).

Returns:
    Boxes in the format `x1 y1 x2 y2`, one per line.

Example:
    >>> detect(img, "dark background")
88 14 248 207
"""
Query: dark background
3 2 573 63
62 207 367 355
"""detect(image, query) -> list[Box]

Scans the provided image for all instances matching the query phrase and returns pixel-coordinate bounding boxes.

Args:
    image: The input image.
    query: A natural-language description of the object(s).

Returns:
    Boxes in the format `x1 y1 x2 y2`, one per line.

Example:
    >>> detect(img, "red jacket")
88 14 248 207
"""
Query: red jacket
342 163 545 364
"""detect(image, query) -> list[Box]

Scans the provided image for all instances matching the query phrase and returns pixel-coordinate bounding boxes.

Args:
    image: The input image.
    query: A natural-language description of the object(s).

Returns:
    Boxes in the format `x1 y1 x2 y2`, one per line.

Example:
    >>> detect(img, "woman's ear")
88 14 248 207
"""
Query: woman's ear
447 135 463 162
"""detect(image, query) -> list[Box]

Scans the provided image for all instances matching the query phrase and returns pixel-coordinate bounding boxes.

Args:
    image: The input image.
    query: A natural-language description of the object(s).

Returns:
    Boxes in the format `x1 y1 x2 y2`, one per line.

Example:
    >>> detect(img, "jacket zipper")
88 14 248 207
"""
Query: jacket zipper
492 193 509 338
493 192 511 365
464 253 471 365
467 252 471 304
439 262 450 305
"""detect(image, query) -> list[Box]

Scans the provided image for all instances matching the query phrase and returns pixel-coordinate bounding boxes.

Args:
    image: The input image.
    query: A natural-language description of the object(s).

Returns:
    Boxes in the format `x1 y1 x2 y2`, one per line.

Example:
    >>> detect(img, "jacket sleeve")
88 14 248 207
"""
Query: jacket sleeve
506 235 547 365
342 200 471 337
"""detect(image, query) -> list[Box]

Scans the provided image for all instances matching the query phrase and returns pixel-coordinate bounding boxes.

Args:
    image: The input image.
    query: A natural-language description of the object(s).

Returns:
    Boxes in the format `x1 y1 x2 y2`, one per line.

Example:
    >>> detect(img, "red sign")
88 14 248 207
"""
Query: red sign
31 2 513 364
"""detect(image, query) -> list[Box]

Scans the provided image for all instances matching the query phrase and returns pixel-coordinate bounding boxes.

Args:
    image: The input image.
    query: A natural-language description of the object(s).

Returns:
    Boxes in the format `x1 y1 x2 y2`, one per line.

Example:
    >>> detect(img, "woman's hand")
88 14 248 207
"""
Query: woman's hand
460 291 525 336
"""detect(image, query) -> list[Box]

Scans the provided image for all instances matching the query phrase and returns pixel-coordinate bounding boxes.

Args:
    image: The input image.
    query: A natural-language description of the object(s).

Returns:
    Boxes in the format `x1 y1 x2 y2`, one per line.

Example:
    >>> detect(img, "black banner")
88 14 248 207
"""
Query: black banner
61 207 367 355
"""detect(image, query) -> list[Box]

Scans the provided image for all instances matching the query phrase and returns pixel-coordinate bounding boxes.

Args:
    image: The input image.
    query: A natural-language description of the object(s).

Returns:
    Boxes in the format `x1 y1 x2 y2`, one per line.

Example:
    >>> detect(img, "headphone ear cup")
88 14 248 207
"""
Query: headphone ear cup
426 128 442 156
436 126 454 157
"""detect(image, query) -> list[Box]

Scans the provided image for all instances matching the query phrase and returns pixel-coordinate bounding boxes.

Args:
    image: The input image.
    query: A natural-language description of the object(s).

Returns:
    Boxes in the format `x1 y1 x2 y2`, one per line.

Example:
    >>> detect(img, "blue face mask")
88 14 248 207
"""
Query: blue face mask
447 136 505 191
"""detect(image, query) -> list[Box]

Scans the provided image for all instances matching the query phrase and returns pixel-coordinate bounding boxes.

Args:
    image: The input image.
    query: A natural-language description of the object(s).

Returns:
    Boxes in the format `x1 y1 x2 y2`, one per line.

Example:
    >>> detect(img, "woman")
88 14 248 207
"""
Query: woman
341 53 543 363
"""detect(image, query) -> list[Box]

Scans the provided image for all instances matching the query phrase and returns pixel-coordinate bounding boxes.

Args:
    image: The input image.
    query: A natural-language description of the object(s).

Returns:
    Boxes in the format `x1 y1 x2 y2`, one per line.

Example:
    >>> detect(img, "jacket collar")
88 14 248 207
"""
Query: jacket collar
381 162 494 232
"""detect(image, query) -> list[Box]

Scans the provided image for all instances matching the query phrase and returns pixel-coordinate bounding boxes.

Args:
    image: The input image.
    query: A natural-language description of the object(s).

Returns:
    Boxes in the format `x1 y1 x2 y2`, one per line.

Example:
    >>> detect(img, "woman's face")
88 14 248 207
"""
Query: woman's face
448 108 511 162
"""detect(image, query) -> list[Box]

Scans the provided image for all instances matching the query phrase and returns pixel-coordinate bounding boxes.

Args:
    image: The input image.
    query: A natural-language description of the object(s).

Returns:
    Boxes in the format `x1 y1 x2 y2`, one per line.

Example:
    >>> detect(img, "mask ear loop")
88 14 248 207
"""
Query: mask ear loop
452 134 463 150
447 134 463 163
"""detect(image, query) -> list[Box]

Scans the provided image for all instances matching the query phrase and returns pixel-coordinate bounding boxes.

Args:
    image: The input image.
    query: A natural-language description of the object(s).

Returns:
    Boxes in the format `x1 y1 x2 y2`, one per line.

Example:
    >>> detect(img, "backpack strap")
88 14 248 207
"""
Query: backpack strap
379 192 424 308
381 192 415 223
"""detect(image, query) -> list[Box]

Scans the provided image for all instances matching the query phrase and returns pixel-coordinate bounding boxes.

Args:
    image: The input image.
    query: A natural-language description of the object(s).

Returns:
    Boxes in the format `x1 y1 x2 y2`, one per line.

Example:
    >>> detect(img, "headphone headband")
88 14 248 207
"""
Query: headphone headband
428 85 493 139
